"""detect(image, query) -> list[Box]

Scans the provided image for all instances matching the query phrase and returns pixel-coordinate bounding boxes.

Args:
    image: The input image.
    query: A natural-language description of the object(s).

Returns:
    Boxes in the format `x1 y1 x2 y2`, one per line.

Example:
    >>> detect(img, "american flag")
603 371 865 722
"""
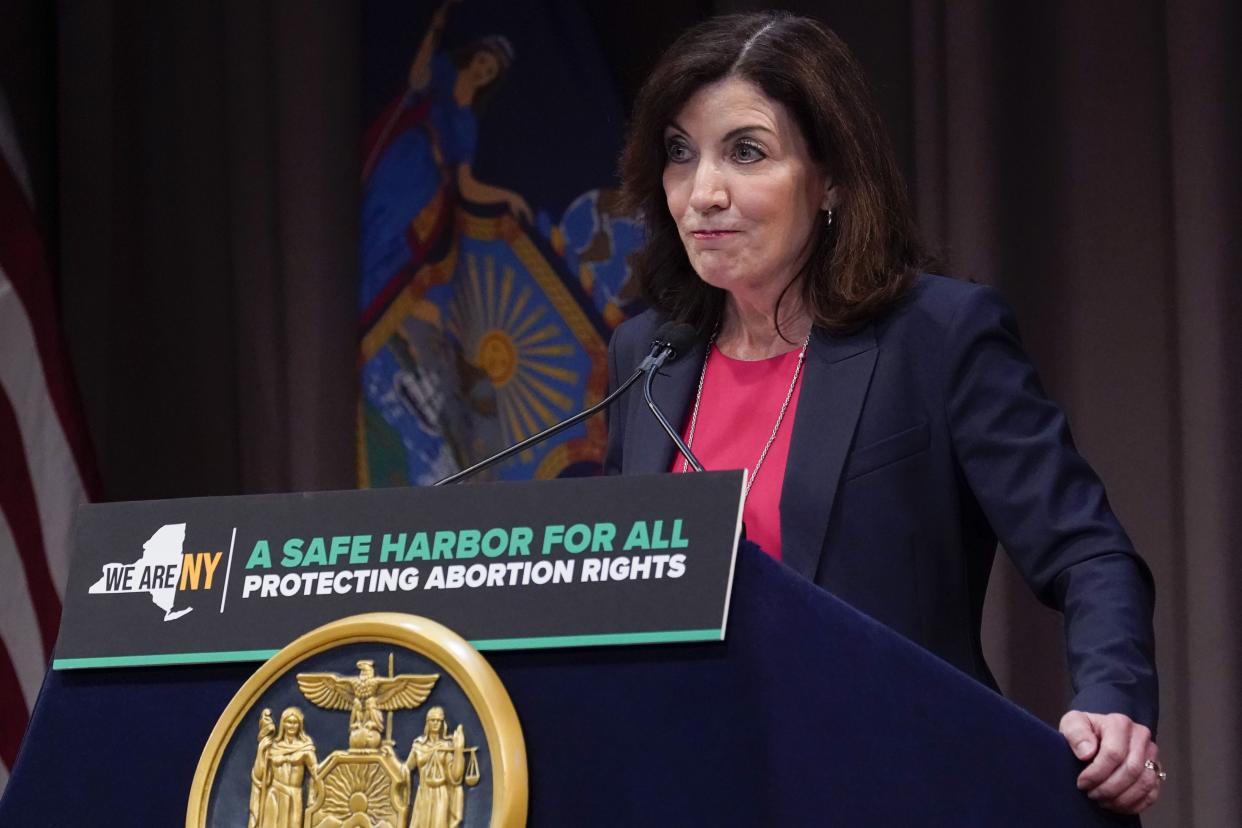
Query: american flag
0 88 98 793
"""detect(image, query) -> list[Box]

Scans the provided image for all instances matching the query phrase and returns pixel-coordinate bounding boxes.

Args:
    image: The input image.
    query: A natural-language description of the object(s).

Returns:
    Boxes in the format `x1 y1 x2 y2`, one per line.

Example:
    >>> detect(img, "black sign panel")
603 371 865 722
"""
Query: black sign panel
54 472 744 669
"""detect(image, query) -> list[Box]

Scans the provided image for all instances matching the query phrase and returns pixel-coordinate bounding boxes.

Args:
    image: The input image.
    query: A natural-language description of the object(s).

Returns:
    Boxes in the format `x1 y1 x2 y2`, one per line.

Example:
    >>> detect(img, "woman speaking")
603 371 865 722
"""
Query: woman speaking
605 12 1162 816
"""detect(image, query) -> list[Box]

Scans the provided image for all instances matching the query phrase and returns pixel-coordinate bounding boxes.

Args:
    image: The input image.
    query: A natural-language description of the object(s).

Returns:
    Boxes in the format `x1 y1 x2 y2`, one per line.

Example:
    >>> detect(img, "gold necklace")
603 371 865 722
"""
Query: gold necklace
680 331 811 497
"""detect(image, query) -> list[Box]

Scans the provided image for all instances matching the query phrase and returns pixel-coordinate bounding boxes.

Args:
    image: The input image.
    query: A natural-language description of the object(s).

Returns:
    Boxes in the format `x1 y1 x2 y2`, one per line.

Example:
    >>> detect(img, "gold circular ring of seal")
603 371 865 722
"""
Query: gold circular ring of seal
186 612 527 827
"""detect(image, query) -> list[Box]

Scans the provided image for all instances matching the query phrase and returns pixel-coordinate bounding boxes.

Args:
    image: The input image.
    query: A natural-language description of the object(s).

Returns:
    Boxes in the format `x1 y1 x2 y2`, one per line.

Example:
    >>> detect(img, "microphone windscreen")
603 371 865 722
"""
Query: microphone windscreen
650 321 680 346
651 321 699 364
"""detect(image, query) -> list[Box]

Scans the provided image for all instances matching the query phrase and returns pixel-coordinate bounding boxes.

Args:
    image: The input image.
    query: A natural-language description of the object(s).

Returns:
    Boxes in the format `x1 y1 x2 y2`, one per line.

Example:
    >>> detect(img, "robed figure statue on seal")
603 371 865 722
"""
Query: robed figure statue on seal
405 706 472 828
249 707 319 828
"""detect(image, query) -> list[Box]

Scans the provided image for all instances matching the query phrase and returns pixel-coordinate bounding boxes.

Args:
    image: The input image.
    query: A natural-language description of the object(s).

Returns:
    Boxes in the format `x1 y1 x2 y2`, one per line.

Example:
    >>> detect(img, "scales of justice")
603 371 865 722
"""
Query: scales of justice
247 656 482 828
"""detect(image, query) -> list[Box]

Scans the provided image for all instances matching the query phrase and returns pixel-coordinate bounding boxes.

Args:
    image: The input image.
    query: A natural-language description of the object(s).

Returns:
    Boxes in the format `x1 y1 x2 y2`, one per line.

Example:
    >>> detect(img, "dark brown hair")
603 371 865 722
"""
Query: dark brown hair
619 12 929 335
451 36 514 113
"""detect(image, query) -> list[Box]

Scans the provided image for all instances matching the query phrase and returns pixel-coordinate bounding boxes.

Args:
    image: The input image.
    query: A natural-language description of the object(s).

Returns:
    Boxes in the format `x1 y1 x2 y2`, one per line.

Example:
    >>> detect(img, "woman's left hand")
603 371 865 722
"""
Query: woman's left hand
1059 710 1163 814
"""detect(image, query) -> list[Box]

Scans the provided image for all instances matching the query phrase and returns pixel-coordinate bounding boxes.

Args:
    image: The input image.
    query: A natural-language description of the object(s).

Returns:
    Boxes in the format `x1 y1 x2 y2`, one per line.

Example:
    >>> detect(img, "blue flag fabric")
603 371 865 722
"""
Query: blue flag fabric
359 1 643 486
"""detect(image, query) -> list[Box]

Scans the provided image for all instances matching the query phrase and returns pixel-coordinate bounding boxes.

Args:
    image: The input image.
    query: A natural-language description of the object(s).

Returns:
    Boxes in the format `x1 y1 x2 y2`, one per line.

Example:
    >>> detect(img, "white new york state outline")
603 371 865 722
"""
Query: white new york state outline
88 522 193 621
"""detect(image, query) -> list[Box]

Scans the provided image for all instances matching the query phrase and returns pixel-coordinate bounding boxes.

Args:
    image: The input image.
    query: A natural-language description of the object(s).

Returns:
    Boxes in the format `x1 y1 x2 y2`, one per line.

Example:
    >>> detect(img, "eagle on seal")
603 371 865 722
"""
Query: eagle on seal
297 659 439 749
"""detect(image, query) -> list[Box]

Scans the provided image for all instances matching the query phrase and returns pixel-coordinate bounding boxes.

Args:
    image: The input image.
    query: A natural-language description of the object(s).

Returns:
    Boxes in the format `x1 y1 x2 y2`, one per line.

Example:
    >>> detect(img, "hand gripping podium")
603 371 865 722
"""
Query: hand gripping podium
0 475 1136 826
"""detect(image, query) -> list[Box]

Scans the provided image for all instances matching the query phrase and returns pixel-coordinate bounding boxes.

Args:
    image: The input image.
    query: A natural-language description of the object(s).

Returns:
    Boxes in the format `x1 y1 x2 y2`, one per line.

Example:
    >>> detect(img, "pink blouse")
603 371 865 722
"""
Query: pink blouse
669 344 805 560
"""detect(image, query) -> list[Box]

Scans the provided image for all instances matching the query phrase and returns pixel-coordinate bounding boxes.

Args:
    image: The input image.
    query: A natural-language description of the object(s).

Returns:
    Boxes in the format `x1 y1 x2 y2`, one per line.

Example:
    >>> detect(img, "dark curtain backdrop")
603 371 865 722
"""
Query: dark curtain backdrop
11 1 1236 824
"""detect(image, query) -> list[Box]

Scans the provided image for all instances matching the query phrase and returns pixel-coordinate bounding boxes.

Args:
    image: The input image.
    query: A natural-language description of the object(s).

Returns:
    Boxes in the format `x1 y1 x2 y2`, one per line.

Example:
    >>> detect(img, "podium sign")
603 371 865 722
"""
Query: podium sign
54 471 744 669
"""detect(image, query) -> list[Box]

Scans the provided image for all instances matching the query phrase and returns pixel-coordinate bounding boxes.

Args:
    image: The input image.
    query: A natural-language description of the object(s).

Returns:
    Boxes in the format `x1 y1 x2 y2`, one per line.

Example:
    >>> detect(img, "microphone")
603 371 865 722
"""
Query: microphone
433 321 691 485
640 320 696 372
641 322 705 473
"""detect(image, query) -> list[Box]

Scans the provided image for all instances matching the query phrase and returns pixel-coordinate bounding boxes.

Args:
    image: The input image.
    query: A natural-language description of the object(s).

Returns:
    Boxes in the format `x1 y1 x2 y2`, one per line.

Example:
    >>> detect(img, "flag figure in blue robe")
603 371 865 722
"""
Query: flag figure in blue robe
358 1 643 486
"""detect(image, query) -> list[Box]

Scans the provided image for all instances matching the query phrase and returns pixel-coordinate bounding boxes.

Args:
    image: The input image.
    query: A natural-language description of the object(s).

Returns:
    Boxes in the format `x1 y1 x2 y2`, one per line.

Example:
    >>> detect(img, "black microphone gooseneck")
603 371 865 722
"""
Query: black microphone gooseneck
641 322 705 472
433 322 689 485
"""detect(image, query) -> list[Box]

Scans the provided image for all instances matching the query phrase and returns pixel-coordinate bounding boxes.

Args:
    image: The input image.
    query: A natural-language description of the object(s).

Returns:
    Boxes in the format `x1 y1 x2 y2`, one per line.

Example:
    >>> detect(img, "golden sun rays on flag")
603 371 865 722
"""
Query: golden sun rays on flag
447 253 583 452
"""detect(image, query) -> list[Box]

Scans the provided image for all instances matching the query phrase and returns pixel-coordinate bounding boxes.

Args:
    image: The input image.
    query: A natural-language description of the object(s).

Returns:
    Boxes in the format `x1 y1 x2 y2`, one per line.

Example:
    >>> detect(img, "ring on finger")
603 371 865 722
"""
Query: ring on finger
1144 759 1168 782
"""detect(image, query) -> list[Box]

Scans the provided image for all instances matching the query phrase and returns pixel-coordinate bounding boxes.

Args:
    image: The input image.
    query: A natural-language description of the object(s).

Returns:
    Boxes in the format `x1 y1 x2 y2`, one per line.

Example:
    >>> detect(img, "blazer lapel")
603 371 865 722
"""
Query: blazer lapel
624 338 707 474
779 324 877 581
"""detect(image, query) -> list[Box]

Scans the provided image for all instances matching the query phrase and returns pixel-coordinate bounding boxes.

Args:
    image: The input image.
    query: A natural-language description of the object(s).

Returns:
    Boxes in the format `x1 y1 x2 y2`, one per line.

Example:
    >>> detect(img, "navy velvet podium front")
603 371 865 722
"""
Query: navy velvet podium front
0 541 1135 826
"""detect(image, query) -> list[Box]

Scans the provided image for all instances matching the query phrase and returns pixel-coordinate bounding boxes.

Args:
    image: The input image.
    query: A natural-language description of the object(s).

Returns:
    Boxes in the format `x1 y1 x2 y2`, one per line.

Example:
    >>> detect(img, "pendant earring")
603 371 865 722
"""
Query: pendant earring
825 208 835 227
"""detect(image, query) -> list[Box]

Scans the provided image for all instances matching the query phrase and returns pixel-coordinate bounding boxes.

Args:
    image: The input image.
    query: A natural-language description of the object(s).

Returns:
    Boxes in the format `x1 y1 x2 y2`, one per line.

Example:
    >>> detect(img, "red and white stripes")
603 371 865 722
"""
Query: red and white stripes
0 88 96 789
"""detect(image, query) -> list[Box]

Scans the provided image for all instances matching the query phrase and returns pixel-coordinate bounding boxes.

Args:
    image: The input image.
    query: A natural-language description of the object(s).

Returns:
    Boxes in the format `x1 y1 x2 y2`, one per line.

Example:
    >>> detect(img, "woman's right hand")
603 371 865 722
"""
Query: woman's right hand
505 192 534 225
431 0 462 30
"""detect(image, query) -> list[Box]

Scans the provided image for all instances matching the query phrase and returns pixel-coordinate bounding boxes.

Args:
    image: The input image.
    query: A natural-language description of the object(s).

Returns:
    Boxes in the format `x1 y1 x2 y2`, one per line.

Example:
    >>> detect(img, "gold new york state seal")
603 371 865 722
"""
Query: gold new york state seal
187 613 527 828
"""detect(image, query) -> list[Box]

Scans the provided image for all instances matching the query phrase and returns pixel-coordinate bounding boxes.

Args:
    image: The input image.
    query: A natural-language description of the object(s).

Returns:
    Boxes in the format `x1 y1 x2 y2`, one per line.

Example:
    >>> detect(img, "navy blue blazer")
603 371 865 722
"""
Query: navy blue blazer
605 274 1158 729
